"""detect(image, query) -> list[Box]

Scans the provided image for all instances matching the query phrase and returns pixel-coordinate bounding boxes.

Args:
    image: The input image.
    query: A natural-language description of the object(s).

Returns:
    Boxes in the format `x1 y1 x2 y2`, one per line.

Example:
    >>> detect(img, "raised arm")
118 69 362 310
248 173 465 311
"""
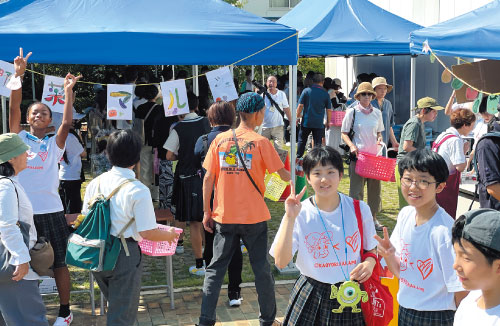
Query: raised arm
56 73 82 149
9 48 32 133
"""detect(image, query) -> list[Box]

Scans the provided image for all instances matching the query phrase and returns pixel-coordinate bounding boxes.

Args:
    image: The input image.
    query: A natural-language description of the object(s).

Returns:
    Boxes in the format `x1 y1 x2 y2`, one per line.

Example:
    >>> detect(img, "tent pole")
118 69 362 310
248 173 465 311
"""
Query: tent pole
172 66 175 79
193 65 199 96
291 65 297 181
392 55 396 114
251 66 255 80
410 55 416 117
2 96 6 133
161 65 164 82
261 66 265 84
31 64 36 101
345 57 349 96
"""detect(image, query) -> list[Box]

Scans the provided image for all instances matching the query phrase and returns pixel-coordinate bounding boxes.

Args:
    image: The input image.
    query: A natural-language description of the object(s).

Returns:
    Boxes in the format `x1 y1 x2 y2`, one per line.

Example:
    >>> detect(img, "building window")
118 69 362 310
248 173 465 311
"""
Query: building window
269 0 301 8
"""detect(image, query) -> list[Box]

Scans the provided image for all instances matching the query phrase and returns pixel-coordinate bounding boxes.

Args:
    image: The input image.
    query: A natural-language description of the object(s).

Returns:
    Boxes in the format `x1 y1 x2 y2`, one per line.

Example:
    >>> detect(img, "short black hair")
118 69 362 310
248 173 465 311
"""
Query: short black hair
123 66 138 83
478 95 488 114
97 139 107 154
452 215 500 265
141 84 159 101
303 146 344 177
0 161 15 177
398 149 449 184
106 129 141 168
187 92 198 112
27 102 52 118
161 66 173 81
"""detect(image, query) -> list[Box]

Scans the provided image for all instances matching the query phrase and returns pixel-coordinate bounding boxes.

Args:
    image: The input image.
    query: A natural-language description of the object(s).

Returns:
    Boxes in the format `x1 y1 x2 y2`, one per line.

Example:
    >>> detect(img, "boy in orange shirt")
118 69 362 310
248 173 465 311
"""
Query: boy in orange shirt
197 92 290 326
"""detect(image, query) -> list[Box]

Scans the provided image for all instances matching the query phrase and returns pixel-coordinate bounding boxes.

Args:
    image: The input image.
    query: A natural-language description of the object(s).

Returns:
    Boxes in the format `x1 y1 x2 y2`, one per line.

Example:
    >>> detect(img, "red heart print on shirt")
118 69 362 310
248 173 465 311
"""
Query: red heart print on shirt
38 151 48 162
417 258 433 280
346 231 360 252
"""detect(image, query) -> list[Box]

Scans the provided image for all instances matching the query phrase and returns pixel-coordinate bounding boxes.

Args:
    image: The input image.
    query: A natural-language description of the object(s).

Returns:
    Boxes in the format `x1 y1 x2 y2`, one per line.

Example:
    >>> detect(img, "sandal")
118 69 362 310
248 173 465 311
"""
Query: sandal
374 219 385 232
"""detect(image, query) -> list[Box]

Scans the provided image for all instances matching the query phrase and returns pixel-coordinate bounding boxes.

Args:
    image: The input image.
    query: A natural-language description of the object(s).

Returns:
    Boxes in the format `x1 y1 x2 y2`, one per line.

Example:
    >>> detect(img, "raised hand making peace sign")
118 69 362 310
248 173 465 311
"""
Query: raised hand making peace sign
13 47 32 78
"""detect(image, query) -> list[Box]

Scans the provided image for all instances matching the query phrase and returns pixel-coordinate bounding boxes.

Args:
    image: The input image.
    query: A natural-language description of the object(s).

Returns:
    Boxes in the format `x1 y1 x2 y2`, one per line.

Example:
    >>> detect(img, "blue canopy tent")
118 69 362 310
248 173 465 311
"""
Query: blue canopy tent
278 0 423 132
277 0 422 56
0 0 297 65
410 0 500 60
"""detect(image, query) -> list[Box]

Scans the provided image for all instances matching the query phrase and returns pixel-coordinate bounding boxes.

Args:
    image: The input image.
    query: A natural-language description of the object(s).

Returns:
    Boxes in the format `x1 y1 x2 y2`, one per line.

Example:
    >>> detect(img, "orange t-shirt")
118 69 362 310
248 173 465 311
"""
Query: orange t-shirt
203 128 284 224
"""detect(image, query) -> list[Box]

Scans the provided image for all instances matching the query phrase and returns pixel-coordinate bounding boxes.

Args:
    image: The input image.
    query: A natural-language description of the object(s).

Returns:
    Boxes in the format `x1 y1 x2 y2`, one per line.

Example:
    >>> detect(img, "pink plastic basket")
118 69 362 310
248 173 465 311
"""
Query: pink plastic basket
355 144 397 182
139 224 183 256
330 111 346 127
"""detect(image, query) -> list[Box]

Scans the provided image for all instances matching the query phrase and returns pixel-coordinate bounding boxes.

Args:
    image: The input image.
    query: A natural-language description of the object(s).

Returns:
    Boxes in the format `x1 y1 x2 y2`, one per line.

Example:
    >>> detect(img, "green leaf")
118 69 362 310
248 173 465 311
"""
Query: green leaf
451 78 463 90
472 92 483 113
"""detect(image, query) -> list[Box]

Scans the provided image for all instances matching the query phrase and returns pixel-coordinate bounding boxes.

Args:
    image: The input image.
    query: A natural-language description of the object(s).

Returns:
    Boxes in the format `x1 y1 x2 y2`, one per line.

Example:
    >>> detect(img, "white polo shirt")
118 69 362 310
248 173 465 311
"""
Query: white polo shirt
81 167 157 241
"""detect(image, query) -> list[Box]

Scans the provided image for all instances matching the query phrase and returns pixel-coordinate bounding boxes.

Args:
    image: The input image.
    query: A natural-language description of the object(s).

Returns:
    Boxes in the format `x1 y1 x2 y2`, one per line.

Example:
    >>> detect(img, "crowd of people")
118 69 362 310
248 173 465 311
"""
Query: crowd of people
0 48 499 326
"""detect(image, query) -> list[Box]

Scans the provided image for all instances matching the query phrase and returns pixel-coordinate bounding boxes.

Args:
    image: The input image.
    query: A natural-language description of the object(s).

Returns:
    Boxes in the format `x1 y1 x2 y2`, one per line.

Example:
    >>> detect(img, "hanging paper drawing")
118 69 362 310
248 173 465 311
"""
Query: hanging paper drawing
106 84 134 120
160 80 189 117
206 67 238 102
41 76 66 113
0 60 14 97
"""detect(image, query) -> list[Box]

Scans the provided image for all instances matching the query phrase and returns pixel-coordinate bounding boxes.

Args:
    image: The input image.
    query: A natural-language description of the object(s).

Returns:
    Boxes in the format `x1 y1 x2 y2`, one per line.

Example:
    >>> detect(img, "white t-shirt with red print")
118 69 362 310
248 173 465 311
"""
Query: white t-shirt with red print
18 130 65 214
269 193 377 285
390 205 464 311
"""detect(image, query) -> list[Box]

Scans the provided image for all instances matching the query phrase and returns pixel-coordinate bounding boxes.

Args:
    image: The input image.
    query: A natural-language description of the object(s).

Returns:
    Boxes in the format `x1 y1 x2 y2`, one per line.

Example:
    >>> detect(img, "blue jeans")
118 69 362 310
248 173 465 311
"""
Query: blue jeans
199 221 276 326
297 125 325 157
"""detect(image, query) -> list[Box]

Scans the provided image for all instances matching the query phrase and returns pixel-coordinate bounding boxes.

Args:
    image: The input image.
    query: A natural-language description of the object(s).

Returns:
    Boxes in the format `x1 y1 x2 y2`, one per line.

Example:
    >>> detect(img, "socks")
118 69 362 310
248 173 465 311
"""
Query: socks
195 258 204 269
58 304 70 317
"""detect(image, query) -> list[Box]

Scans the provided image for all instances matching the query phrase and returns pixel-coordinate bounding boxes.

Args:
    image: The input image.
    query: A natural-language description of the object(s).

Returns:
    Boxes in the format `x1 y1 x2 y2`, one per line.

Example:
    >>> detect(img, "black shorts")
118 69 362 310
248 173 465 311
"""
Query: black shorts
59 180 83 214
33 211 70 269
172 174 203 222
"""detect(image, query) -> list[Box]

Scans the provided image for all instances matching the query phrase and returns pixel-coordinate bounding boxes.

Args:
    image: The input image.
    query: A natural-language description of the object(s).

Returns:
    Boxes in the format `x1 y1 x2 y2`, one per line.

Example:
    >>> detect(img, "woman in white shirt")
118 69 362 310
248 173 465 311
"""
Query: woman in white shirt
432 108 476 218
0 133 48 326
341 82 385 231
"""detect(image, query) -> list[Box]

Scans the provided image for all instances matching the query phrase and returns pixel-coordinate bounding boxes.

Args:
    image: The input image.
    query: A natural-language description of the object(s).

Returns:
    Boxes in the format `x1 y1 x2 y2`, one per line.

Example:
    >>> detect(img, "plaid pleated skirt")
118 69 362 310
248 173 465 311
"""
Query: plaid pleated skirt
398 306 455 326
283 274 366 326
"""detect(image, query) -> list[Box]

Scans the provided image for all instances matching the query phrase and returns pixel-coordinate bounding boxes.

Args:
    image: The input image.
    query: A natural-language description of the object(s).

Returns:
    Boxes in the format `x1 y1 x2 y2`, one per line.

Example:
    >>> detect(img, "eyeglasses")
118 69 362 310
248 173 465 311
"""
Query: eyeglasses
359 93 372 96
400 177 439 190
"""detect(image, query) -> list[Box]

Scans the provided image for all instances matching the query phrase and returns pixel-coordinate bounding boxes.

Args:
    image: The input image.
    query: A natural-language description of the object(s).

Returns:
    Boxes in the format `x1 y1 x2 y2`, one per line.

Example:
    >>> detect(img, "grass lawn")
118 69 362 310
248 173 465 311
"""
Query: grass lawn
62 161 399 303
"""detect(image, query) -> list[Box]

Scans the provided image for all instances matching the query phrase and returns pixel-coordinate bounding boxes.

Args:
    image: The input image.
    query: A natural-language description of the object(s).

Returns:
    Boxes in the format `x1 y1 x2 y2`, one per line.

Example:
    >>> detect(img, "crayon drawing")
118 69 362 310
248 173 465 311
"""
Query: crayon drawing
160 80 189 117
107 84 134 120
206 67 238 102
0 60 14 97
41 75 66 113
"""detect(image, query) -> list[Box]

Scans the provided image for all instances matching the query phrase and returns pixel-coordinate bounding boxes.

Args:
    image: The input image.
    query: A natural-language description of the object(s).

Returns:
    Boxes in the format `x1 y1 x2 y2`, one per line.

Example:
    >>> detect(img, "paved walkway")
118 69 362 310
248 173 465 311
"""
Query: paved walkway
45 283 293 326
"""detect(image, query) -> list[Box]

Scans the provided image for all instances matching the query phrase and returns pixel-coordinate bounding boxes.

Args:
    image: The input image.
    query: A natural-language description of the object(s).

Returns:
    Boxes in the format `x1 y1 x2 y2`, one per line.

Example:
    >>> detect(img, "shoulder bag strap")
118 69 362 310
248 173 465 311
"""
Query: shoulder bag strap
431 134 457 152
107 178 137 256
144 104 157 123
232 129 262 196
0 177 19 209
353 199 364 254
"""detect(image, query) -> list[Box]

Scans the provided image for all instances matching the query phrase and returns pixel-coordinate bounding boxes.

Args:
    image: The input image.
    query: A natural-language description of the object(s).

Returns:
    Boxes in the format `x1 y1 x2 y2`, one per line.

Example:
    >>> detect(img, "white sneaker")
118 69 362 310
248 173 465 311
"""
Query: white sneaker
189 265 205 276
53 312 73 326
175 244 184 254
229 298 242 307
228 292 243 307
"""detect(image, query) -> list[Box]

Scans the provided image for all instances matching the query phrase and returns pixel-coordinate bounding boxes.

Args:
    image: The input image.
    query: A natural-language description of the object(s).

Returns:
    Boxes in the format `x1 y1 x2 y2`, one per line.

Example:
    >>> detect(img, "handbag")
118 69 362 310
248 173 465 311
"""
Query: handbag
353 199 393 326
232 129 262 196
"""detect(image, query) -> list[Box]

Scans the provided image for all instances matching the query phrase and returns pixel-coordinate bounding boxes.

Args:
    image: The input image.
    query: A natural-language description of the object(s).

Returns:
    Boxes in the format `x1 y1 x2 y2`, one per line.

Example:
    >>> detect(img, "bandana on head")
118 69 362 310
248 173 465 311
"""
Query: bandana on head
236 92 265 113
